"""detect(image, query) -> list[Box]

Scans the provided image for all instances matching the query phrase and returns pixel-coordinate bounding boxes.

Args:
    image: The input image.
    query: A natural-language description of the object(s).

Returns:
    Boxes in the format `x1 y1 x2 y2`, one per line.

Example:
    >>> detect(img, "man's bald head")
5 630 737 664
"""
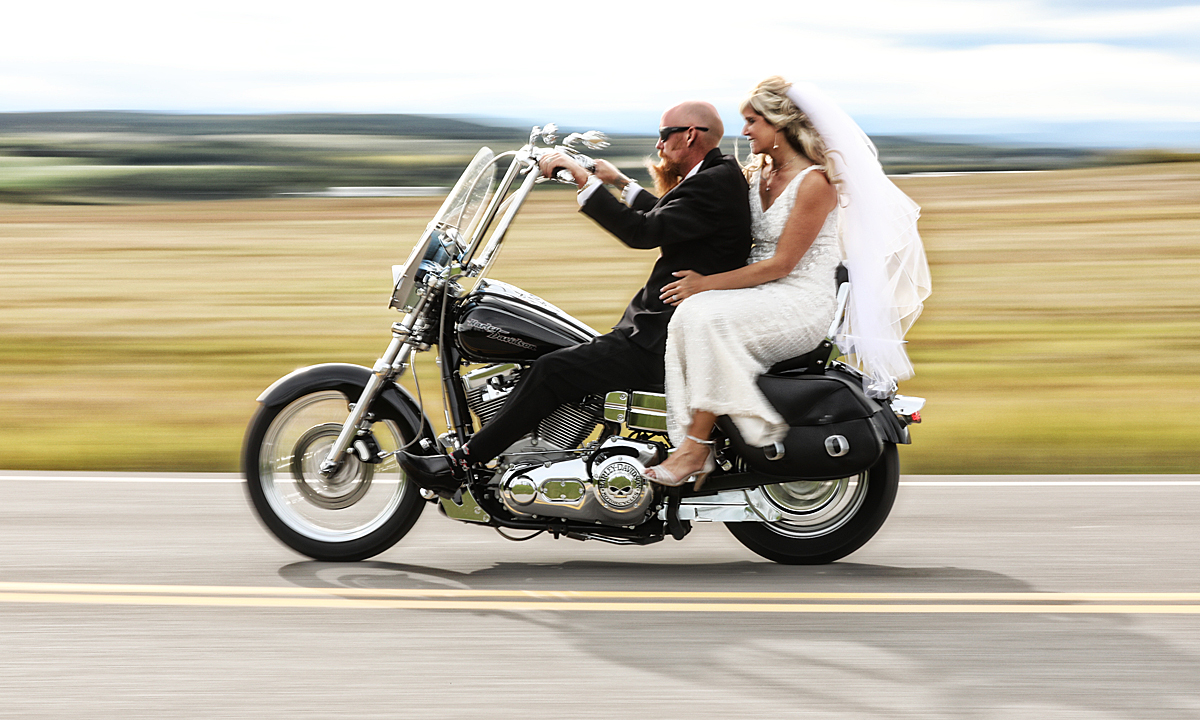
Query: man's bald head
662 101 724 151
650 100 725 195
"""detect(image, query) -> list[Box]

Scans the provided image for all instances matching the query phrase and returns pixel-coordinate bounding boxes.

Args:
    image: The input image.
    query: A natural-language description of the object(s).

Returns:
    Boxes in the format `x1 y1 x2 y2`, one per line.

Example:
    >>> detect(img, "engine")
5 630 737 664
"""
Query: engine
495 436 663 524
462 362 665 525
462 363 604 452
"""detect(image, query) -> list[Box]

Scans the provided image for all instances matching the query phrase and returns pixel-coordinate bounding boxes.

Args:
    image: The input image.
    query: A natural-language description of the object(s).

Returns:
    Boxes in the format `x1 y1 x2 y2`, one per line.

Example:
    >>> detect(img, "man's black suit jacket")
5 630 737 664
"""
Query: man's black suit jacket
580 148 752 355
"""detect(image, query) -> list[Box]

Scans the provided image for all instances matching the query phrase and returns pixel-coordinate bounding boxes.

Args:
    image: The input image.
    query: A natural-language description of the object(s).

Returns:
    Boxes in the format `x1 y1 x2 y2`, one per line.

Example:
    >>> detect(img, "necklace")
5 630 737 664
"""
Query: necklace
764 155 797 194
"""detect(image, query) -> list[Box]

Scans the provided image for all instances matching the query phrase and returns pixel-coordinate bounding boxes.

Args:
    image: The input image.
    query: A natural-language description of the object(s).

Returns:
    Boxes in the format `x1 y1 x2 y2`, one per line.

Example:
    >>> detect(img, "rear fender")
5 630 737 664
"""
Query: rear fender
256 363 434 440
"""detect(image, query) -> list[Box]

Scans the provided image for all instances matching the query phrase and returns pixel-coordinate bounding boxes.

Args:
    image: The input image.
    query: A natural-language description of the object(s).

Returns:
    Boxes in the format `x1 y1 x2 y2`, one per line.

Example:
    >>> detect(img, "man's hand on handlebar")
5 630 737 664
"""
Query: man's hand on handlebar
592 159 634 190
538 152 590 189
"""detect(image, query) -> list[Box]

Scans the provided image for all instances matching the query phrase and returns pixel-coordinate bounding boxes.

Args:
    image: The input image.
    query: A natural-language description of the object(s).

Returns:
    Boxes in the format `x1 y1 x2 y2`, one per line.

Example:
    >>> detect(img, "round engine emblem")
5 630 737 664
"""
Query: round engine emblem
595 461 646 510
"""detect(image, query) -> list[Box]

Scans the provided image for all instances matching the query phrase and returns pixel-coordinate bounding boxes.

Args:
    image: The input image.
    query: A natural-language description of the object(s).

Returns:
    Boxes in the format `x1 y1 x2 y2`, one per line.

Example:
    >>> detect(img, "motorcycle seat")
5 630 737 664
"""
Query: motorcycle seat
766 347 827 375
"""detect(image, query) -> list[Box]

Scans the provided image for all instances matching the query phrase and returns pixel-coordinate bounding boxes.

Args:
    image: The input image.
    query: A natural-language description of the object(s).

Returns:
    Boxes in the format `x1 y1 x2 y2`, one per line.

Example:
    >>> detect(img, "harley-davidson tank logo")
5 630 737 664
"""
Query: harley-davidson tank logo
461 318 537 351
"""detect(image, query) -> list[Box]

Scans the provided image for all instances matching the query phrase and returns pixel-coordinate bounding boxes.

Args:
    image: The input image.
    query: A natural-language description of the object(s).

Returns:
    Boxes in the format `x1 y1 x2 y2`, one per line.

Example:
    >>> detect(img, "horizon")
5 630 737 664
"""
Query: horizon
3 108 1199 150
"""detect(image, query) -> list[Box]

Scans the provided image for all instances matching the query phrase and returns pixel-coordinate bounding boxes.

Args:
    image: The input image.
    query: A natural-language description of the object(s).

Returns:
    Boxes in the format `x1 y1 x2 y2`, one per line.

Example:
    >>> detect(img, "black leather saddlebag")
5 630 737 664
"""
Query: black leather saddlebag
717 369 889 481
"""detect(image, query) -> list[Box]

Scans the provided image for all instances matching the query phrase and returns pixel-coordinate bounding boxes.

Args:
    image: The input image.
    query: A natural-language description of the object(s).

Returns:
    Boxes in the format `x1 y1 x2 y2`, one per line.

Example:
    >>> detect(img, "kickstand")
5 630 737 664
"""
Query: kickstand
665 487 691 541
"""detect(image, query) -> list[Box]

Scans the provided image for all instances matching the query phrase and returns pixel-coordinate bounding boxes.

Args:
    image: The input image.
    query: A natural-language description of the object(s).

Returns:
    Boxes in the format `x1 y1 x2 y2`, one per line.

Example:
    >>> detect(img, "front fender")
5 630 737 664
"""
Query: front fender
256 363 434 441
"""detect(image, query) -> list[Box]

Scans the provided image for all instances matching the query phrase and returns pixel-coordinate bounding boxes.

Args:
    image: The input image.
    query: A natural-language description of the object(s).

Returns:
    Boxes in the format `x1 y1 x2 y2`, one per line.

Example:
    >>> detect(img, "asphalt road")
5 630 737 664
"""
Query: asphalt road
2 471 1199 719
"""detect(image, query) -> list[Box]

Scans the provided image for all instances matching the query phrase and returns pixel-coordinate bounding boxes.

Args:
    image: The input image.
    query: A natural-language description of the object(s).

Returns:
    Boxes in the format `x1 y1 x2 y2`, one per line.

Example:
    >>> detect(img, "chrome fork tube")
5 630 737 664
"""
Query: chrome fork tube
319 295 427 477
472 165 542 278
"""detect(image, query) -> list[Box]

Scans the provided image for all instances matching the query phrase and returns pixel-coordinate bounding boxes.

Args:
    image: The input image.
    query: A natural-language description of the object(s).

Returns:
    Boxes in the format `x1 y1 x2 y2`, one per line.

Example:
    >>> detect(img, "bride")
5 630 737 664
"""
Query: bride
645 76 930 487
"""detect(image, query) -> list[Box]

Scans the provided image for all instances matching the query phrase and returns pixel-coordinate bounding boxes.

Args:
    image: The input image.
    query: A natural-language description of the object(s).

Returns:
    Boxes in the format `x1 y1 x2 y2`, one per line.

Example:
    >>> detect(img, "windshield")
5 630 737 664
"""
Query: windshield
389 147 497 313
432 147 496 248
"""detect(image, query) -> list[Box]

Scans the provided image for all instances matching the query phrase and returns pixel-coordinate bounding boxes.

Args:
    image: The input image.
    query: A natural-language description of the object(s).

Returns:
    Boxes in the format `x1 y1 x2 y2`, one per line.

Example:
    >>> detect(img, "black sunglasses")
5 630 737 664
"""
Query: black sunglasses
658 126 709 142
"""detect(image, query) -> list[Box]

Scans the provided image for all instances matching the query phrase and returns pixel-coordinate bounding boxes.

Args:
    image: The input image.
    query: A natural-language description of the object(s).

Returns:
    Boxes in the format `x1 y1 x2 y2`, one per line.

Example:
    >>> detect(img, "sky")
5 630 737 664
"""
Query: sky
3 0 1199 146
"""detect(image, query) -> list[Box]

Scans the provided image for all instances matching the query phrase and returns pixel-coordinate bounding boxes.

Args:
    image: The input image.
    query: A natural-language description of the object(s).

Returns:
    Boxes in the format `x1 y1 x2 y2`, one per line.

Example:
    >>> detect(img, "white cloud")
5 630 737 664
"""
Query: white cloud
1 0 1198 136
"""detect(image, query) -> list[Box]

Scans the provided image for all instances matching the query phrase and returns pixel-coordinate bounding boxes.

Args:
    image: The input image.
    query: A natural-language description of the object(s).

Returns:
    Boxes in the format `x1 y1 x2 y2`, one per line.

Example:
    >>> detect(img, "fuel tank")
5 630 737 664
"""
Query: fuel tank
454 279 599 363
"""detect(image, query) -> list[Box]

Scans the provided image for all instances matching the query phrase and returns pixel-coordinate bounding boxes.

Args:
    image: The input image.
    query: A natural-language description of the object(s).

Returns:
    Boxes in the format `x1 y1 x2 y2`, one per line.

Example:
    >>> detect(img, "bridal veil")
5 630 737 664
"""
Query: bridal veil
785 82 932 396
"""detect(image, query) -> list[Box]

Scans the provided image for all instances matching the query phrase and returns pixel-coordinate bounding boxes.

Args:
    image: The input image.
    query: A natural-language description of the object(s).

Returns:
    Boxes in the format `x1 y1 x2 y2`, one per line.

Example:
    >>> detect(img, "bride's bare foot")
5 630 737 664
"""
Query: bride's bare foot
644 438 715 487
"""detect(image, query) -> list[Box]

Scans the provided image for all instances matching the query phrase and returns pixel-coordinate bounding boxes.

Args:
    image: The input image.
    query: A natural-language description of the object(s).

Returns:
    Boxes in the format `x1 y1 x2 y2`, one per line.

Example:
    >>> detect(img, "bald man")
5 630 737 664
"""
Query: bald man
399 102 752 491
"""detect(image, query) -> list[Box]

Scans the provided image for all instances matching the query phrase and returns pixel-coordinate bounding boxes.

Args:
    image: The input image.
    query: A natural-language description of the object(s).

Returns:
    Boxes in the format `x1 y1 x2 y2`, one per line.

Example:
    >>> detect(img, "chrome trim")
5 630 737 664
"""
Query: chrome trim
592 456 652 513
257 392 412 543
440 488 491 523
663 489 783 523
503 476 538 505
471 159 541 281
462 363 519 390
827 280 851 341
750 475 869 538
319 302 425 476
603 390 670 432
541 479 586 503
500 458 591 514
743 487 788 521
824 435 850 457
495 438 657 523
603 391 629 424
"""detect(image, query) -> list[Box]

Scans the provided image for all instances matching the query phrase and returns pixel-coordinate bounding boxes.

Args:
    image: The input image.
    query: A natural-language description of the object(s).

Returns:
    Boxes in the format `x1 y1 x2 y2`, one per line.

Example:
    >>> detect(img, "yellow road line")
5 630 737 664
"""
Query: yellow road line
2 582 1200 613
1 582 1199 602
3 592 1200 613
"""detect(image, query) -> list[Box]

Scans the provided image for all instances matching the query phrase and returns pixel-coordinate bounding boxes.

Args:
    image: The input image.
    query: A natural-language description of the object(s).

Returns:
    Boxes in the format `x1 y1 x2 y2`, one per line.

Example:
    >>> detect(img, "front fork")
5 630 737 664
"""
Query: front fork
319 299 429 477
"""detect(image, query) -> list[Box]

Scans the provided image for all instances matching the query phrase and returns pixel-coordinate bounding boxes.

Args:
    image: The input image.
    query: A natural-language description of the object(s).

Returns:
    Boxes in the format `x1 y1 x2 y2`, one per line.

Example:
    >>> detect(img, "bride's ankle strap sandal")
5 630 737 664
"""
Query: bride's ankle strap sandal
645 440 717 488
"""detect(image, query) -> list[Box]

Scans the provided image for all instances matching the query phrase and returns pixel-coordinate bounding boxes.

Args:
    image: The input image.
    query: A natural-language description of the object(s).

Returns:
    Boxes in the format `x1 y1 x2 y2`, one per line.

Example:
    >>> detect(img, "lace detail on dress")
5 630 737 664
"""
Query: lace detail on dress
662 166 843 447
748 165 840 274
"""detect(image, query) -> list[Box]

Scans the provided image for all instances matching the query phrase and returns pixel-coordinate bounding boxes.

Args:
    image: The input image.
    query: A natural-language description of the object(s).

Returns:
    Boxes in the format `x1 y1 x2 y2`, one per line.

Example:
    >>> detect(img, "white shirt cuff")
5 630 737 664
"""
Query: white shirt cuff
621 180 642 206
576 175 603 206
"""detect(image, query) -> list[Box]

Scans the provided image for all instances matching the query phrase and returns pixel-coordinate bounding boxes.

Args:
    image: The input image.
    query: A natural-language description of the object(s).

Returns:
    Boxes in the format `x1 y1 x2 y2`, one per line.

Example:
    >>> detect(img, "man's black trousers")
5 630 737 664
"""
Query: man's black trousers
464 330 665 463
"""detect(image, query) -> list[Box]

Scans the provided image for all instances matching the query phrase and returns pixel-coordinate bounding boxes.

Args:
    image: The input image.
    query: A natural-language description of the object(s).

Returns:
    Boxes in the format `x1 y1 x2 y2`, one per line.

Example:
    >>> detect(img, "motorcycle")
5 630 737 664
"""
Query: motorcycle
242 125 925 565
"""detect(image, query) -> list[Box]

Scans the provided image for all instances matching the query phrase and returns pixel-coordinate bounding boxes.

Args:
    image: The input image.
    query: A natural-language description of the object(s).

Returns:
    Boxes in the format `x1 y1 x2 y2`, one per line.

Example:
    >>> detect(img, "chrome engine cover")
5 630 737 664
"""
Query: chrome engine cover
497 437 660 524
592 456 649 513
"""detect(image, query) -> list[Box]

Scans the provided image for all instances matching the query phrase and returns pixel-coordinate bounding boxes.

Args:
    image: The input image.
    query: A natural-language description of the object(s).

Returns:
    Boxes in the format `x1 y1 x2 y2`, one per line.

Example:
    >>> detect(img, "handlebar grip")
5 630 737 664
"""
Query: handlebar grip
575 154 596 172
555 168 576 184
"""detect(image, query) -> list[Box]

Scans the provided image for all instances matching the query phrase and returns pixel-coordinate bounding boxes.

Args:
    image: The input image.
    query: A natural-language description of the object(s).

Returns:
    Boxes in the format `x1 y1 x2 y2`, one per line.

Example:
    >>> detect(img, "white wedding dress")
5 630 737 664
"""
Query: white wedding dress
664 165 841 447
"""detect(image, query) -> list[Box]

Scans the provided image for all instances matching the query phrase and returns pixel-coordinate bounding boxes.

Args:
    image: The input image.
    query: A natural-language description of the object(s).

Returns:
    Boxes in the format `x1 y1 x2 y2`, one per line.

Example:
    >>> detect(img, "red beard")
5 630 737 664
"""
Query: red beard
646 152 686 196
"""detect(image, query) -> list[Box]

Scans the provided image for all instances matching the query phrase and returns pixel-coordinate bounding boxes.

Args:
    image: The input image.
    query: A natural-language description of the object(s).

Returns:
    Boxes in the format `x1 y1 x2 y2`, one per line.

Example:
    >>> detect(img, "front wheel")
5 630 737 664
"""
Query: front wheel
727 443 899 565
243 389 425 561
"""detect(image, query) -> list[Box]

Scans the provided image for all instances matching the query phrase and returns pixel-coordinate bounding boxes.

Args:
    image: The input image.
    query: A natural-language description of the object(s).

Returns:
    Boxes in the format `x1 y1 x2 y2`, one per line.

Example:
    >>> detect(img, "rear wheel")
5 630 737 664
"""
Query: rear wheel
243 389 424 561
726 443 899 564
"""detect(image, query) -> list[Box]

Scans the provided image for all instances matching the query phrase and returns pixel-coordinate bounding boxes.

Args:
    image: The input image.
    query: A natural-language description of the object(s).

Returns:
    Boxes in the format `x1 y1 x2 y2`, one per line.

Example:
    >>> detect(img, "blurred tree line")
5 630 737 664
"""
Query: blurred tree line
1 112 1195 202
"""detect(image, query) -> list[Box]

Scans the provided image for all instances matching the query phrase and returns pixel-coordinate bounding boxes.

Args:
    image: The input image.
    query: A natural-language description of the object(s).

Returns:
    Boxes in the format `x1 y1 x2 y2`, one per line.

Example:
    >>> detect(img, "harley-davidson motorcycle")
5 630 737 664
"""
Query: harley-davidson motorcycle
243 125 925 565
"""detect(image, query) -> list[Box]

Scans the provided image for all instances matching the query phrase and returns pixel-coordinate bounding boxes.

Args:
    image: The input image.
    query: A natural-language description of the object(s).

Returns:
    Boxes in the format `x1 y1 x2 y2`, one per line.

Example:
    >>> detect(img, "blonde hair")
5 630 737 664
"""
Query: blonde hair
740 76 837 182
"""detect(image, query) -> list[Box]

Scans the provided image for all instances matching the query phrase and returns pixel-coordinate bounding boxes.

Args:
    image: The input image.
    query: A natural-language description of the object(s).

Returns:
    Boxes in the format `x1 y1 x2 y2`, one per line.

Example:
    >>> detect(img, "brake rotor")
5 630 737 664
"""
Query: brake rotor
290 423 373 510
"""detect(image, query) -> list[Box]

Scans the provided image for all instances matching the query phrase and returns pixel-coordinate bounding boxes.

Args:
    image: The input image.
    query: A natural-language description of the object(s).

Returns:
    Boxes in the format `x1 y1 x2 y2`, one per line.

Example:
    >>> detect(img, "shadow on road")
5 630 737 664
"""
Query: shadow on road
278 559 1200 718
278 558 1028 592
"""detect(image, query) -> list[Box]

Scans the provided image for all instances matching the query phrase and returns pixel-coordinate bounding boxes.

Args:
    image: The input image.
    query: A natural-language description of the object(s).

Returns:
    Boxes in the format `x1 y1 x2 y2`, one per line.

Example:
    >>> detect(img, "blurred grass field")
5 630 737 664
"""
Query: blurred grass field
2 162 1198 473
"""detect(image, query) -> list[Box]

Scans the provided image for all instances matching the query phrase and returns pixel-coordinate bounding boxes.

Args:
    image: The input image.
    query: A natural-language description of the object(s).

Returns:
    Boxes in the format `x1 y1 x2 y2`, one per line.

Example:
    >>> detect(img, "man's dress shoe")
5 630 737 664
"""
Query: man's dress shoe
396 451 463 496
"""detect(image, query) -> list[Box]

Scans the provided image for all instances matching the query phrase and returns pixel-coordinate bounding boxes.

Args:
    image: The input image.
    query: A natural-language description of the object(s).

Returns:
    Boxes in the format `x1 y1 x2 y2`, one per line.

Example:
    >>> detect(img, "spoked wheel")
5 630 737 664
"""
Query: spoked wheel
243 389 424 561
727 443 899 564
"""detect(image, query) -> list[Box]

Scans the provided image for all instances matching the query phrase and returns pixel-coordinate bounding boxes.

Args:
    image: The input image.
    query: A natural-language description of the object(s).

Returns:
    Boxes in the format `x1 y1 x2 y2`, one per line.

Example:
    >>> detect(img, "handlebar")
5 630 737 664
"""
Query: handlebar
532 146 597 187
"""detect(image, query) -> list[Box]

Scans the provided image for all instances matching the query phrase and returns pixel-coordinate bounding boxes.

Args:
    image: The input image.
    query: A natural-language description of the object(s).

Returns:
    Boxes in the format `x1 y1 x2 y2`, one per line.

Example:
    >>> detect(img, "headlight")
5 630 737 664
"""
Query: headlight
390 226 461 312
